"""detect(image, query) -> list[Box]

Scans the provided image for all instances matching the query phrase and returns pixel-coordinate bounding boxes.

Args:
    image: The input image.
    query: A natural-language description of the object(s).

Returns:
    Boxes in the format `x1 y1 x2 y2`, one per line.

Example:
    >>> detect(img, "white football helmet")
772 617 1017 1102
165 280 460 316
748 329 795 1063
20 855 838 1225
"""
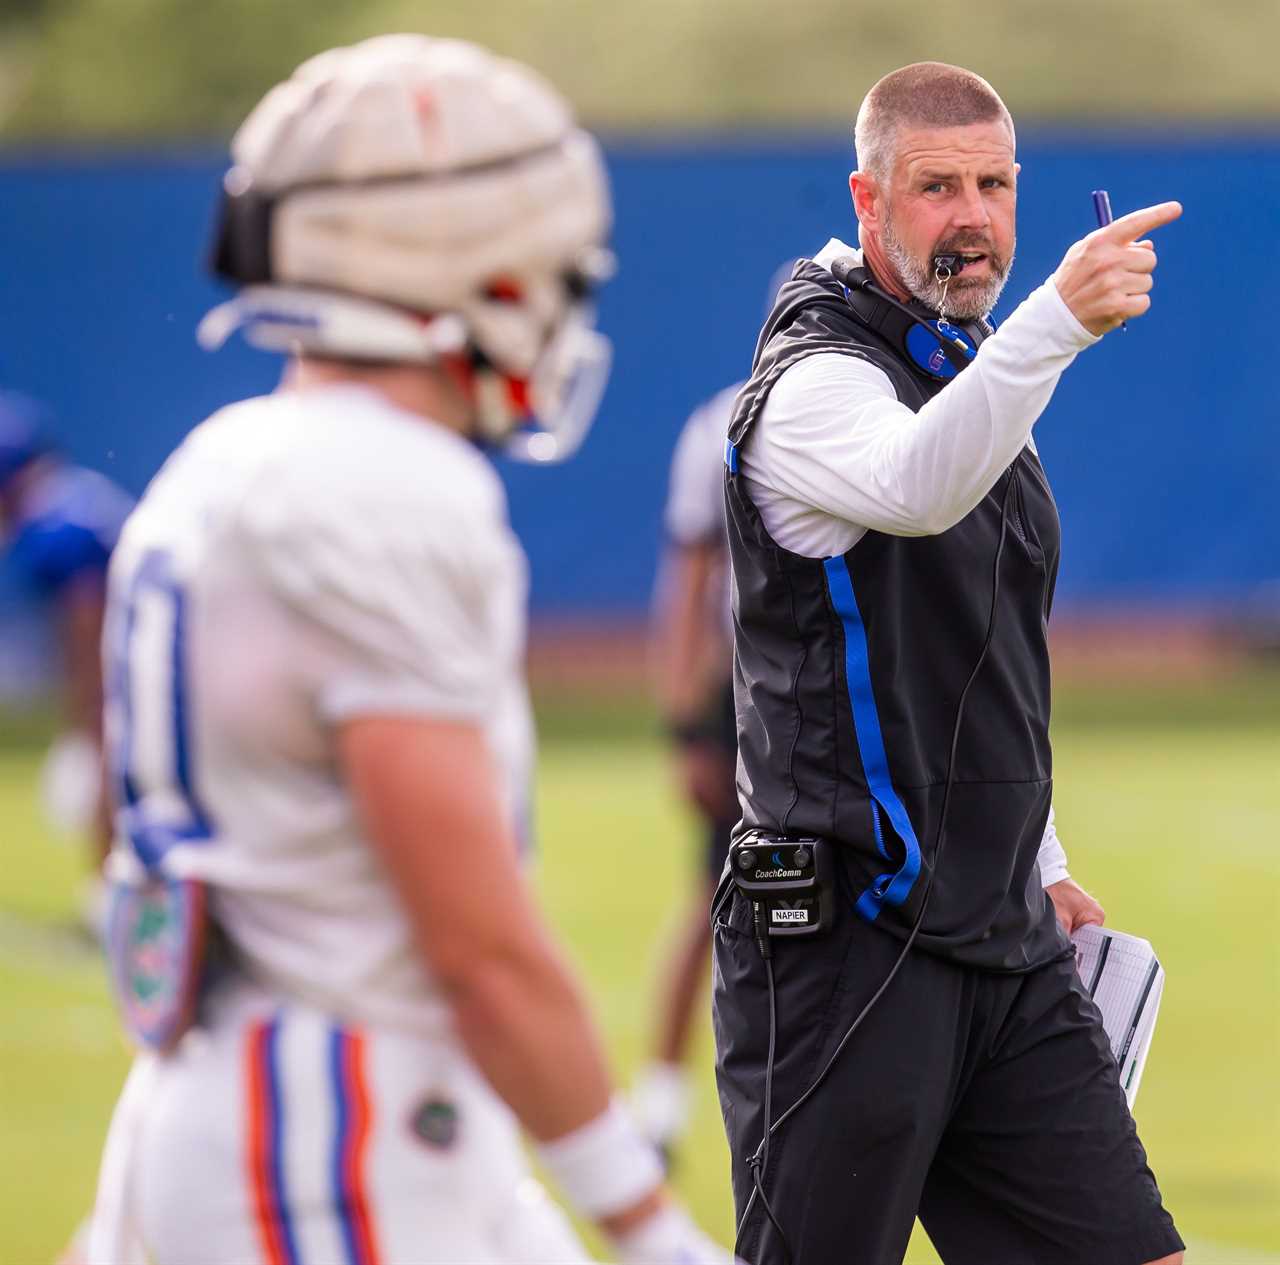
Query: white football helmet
198 35 613 462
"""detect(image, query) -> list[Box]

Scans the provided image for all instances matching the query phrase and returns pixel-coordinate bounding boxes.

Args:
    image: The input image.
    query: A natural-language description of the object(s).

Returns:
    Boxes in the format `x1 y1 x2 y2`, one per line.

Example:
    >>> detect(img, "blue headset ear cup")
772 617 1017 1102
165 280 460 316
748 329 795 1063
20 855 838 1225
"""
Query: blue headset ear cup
904 321 977 380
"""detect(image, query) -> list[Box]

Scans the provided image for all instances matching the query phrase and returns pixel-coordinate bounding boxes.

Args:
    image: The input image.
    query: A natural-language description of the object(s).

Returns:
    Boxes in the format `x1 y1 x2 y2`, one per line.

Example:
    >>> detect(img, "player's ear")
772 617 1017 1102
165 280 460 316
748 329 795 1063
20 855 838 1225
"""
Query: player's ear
849 170 881 229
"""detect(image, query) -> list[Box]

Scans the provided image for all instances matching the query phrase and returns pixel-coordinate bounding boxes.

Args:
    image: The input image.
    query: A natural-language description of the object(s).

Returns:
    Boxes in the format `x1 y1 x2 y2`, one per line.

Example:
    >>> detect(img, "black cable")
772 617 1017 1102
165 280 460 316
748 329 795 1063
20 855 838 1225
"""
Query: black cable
734 954 793 1264
826 257 975 369
734 470 1017 1259
710 878 734 928
856 278 973 358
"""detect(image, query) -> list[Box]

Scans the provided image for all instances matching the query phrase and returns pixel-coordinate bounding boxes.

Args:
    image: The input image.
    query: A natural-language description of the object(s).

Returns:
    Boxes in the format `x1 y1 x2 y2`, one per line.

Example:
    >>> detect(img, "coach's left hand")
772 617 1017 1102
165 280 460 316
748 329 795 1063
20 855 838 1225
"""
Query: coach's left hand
1045 878 1105 935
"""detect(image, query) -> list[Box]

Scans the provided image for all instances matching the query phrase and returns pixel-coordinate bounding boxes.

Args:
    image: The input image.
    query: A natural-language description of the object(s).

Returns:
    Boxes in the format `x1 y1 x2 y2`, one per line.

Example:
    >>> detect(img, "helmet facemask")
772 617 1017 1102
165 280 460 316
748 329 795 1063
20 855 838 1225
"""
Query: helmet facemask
465 255 614 463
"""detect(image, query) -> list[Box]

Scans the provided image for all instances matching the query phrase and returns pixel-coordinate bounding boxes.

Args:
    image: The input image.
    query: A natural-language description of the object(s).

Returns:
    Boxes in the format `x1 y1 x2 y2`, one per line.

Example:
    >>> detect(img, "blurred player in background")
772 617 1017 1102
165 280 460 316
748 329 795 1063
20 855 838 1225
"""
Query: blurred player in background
87 36 736 1265
0 392 132 876
636 265 795 1162
636 379 742 1160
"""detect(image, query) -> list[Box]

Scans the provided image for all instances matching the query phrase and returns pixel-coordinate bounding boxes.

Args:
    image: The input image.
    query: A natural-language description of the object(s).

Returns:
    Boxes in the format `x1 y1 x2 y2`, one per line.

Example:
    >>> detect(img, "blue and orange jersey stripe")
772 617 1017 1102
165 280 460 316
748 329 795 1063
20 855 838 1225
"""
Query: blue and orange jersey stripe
245 1016 302 1265
330 1028 381 1265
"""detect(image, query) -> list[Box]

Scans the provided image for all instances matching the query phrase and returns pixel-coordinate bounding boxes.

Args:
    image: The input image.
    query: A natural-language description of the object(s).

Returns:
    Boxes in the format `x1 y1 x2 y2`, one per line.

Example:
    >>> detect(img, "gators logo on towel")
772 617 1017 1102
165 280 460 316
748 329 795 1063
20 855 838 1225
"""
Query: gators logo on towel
106 875 209 1051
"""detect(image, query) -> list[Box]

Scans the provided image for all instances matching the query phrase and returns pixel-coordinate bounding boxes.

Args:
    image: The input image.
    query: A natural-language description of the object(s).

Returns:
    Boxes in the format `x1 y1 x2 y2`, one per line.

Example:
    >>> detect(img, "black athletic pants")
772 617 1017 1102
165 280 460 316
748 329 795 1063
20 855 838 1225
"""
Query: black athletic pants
712 872 1184 1265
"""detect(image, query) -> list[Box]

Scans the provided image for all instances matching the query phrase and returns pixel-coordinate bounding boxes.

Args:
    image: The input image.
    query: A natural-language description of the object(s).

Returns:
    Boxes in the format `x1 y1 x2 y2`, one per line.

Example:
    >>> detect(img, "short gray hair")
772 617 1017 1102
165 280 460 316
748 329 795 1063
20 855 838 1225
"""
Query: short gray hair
854 62 1014 180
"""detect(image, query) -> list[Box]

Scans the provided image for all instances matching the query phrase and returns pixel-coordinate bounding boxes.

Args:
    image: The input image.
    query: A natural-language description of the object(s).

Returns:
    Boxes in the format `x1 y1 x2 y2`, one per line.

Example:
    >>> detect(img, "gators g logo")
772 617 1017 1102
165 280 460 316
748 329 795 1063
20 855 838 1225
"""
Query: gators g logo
106 875 208 1050
119 891 183 1024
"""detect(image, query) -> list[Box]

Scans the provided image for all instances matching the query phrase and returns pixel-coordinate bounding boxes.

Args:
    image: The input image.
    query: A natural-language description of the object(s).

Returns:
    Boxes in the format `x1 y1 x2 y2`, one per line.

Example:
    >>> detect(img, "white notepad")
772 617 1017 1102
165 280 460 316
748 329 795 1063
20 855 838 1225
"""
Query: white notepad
1070 924 1165 1108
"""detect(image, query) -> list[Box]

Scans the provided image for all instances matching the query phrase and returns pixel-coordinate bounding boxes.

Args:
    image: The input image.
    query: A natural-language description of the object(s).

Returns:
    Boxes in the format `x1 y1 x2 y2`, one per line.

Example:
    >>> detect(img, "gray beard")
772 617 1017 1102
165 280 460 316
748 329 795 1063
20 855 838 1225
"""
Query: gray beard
881 217 1013 321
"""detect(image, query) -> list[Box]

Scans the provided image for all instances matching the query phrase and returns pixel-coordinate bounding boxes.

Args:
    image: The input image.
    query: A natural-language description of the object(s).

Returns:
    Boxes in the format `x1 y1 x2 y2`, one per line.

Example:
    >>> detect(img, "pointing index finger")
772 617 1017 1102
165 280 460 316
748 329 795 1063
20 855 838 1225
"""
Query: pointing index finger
1102 201 1183 243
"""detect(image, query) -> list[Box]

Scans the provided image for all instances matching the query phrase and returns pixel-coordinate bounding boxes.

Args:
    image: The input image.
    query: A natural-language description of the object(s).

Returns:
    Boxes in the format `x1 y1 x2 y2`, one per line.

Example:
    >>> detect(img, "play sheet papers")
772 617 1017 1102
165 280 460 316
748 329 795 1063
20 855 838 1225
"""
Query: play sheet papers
1070 924 1165 1109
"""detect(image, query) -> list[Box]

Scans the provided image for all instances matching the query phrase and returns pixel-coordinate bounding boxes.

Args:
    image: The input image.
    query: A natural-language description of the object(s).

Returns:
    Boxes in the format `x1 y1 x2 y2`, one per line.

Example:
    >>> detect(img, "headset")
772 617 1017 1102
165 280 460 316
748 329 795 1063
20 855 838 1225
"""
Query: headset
830 252 988 377
727 252 1016 1263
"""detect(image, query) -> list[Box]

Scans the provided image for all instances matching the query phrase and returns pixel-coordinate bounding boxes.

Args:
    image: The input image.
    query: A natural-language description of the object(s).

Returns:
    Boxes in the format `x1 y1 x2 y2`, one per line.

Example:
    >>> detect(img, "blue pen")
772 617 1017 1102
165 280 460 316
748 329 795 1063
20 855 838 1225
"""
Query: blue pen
1091 189 1126 331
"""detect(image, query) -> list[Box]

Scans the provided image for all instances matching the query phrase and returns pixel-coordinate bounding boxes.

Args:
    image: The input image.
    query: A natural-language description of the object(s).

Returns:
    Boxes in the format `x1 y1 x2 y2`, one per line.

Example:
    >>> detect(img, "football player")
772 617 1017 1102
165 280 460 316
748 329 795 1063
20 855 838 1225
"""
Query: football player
87 36 738 1265
634 381 741 1160
1 393 132 870
634 264 795 1162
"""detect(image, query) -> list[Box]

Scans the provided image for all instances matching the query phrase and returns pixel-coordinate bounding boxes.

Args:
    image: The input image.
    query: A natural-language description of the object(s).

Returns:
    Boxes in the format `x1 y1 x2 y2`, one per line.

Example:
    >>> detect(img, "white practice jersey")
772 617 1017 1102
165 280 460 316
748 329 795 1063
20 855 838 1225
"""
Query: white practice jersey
659 382 742 641
102 383 534 1037
663 382 741 549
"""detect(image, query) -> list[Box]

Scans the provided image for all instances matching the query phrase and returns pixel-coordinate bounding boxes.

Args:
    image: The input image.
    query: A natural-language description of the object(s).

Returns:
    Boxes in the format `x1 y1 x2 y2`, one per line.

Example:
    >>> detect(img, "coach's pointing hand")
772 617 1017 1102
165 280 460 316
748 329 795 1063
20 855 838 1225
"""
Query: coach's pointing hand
1052 200 1182 336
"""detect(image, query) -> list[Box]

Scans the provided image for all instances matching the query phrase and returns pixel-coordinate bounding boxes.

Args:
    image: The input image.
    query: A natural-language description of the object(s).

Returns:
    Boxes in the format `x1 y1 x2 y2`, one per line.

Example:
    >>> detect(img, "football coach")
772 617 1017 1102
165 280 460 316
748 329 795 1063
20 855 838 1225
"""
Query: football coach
712 62 1185 1265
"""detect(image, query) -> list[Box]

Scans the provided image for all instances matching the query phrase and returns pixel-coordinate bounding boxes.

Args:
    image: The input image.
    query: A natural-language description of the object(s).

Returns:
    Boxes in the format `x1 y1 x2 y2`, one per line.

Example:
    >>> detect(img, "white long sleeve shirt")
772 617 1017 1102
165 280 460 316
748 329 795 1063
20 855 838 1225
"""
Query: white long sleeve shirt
740 239 1098 886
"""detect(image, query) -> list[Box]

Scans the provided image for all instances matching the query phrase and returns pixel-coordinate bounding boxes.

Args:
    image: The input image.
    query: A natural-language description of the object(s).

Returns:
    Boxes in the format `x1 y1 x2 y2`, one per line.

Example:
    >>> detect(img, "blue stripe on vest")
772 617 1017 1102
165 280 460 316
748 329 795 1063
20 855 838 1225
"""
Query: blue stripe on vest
724 439 739 474
822 556 922 921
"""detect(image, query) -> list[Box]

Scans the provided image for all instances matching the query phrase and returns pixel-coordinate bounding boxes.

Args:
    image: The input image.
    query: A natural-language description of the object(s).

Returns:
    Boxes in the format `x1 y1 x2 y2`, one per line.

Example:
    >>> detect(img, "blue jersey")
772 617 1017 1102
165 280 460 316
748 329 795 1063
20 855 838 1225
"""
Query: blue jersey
6 465 134 600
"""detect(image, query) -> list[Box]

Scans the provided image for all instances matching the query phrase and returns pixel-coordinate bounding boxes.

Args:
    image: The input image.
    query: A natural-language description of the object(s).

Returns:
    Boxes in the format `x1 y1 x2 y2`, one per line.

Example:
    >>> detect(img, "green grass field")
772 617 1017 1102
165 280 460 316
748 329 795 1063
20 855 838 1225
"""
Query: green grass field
2 672 1278 1264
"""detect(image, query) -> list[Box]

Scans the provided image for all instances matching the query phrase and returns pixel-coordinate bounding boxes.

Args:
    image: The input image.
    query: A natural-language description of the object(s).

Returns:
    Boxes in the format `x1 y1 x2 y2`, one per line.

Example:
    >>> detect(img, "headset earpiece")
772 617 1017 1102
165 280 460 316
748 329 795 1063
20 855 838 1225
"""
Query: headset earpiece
904 320 977 379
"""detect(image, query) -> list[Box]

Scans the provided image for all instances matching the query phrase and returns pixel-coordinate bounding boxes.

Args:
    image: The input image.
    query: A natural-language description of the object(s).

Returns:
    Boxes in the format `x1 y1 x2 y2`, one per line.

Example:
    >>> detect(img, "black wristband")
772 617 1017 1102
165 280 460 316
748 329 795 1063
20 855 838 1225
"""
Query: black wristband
665 718 716 746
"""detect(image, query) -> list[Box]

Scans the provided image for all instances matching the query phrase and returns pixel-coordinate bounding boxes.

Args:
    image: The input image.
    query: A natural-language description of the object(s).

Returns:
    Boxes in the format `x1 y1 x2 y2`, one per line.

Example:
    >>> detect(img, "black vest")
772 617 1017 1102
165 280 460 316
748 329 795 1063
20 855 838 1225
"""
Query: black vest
725 259 1068 971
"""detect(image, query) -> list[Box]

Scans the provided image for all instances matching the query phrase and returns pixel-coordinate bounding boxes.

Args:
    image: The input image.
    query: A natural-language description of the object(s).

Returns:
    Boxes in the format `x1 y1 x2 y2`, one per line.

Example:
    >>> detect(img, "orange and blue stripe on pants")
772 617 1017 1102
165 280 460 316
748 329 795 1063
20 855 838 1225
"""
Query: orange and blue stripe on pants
245 1015 382 1265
